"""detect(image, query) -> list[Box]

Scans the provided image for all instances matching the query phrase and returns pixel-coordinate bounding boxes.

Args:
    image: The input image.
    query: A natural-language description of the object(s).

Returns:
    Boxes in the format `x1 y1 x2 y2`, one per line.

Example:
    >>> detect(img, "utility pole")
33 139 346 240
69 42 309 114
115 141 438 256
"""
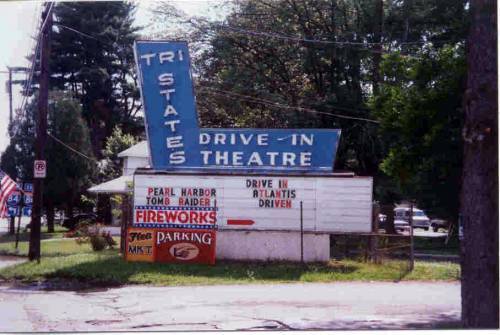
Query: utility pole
29 2 52 262
6 67 28 136
7 68 13 134
6 68 15 235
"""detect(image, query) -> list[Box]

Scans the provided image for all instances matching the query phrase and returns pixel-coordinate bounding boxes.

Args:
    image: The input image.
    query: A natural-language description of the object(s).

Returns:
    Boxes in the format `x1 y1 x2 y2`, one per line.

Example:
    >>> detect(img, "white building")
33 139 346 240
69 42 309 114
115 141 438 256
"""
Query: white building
88 140 149 195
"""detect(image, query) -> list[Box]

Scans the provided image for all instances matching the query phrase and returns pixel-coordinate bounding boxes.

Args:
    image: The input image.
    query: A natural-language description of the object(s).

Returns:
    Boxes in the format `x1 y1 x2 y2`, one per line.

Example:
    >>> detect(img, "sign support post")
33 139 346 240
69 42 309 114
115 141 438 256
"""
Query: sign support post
409 202 414 271
15 188 24 251
8 216 15 235
300 200 304 264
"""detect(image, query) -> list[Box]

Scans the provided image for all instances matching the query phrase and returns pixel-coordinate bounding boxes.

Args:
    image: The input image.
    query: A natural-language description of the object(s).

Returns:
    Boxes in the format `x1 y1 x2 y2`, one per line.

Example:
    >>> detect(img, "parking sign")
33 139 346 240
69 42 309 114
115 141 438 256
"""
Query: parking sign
34 160 46 178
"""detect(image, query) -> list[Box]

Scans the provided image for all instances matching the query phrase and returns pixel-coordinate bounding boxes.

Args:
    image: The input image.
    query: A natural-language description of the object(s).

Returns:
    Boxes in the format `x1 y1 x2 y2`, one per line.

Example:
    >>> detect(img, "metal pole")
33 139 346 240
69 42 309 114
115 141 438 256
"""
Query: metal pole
29 3 52 262
15 185 24 251
409 202 414 271
300 200 304 264
9 216 15 235
120 193 128 255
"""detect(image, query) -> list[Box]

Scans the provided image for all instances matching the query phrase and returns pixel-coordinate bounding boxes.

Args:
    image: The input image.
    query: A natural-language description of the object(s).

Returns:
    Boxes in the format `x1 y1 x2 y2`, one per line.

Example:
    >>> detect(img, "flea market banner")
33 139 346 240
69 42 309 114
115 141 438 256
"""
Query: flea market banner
125 227 216 264
134 40 341 173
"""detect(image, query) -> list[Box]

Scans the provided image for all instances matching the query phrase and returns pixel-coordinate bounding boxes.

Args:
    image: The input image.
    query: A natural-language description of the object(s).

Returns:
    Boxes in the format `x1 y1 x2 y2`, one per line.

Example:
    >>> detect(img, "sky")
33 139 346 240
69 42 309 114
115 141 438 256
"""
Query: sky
0 0 226 154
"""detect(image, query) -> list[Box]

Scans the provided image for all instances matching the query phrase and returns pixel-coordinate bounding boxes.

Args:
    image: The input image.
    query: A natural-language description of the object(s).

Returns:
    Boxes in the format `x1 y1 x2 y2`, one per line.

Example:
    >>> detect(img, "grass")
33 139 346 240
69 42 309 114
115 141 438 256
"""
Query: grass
0 249 460 286
414 236 460 255
0 228 460 287
0 238 96 257
0 225 100 257
0 225 66 244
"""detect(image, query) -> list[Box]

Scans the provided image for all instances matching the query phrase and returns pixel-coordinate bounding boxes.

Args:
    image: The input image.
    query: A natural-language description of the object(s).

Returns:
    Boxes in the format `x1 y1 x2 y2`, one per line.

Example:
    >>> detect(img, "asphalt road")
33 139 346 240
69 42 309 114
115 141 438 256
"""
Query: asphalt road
0 281 461 331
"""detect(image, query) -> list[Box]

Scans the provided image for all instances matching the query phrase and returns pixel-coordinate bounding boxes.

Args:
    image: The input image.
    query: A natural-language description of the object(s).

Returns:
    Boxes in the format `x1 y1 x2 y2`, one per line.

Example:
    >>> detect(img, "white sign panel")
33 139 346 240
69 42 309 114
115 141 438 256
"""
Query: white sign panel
34 160 46 178
133 173 373 233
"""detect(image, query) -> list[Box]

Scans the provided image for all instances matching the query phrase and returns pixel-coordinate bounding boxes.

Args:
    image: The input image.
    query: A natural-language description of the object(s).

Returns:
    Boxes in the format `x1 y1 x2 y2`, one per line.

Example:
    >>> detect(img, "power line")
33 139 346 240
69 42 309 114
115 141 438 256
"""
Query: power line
18 19 43 118
47 133 97 163
147 7 452 50
18 2 53 120
55 23 102 42
47 21 379 124
198 86 379 124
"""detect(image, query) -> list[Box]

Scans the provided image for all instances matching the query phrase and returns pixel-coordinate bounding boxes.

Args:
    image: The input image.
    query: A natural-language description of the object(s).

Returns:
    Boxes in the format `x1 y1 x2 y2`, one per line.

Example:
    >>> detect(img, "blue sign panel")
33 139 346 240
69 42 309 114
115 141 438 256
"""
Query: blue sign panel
6 192 20 207
135 40 341 173
23 183 33 193
8 206 30 217
23 194 33 207
198 129 340 172
23 207 32 217
135 41 200 169
7 207 19 217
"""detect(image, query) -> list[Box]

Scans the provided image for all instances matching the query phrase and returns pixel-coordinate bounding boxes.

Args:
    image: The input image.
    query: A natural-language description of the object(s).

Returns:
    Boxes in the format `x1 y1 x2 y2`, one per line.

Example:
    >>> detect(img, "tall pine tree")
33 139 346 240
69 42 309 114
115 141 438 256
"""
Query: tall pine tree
50 1 142 158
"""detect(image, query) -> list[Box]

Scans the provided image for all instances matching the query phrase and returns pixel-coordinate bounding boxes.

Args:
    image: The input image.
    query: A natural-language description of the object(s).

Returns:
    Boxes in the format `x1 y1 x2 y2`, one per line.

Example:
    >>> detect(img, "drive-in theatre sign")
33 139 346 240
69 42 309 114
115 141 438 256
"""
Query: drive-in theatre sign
134 41 340 172
127 40 372 264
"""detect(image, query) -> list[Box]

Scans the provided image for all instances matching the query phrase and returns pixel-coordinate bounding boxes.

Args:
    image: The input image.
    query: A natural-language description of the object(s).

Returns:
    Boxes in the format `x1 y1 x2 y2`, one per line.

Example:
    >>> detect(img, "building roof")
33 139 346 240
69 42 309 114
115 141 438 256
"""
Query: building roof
117 140 149 158
87 175 133 194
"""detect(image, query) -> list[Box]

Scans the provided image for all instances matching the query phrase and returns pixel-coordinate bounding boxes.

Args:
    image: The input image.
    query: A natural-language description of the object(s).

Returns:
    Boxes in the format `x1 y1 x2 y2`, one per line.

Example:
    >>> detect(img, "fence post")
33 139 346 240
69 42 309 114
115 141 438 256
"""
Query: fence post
120 193 129 255
370 202 380 262
409 202 414 271
300 201 304 264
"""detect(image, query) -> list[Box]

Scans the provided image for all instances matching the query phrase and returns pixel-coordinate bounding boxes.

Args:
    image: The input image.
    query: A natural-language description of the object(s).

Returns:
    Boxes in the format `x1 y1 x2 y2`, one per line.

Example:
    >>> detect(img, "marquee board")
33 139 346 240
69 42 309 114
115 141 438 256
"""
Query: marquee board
133 172 373 233
134 40 341 173
127 40 372 264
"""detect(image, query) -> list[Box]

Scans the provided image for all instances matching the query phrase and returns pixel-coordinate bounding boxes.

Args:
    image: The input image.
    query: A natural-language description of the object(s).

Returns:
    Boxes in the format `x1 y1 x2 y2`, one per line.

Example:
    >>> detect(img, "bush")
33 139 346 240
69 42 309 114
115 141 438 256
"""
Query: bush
90 234 107 251
71 221 117 251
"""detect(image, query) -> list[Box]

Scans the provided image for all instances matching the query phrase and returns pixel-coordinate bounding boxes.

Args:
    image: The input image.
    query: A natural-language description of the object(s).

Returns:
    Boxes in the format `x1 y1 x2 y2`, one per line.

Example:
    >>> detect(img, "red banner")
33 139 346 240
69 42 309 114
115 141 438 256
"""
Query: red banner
154 228 216 265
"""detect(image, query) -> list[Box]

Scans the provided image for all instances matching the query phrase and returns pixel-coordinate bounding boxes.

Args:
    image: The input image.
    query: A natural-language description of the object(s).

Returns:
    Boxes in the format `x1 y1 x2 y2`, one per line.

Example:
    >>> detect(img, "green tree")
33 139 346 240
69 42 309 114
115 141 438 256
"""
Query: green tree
371 45 466 222
100 126 138 180
153 0 468 177
1 93 95 232
44 91 96 231
49 1 143 157
0 100 37 181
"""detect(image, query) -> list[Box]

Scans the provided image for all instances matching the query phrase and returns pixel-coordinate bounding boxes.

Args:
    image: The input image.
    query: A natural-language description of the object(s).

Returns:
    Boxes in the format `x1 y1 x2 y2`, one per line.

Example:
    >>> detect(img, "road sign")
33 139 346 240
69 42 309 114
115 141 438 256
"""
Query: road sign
134 41 341 173
7 207 19 217
23 207 32 217
23 183 33 192
6 191 21 207
34 160 46 178
23 193 33 207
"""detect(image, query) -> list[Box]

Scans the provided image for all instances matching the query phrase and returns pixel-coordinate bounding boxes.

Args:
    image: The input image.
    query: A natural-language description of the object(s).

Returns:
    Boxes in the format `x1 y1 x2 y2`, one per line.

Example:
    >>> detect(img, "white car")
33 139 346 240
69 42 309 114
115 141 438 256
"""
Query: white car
394 207 431 231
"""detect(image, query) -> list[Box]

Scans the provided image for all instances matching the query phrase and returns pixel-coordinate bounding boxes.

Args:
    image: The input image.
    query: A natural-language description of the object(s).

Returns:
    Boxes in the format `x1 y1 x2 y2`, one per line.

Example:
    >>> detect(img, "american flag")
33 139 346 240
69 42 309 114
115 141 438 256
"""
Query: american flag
0 170 18 218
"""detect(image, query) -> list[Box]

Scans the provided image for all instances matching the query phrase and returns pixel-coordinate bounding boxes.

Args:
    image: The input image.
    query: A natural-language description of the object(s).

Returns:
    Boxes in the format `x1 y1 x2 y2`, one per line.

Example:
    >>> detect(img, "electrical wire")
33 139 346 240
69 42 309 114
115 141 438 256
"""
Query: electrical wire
146 7 449 49
18 2 54 120
47 133 97 163
50 21 380 124
55 23 102 42
198 86 380 124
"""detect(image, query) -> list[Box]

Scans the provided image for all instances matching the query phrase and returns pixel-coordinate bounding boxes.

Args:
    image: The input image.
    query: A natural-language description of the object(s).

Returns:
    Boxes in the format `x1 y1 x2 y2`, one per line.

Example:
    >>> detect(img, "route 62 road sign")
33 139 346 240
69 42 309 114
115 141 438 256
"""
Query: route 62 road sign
34 160 46 178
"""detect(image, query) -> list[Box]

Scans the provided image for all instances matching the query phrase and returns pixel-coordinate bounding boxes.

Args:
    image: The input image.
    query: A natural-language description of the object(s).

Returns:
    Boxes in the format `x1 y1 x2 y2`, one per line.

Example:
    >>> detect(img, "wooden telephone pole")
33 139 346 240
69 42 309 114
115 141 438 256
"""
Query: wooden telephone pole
6 66 28 234
29 2 53 261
